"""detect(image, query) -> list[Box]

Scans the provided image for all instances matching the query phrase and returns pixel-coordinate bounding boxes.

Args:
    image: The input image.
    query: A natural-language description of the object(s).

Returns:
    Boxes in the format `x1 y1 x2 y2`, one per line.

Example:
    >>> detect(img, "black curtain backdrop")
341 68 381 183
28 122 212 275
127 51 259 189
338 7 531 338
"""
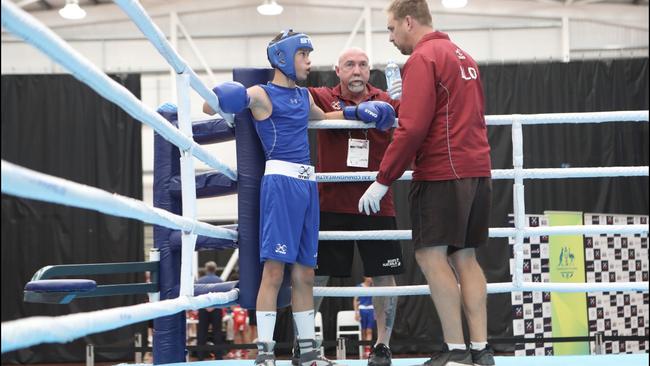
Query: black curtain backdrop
1 74 145 363
283 58 648 355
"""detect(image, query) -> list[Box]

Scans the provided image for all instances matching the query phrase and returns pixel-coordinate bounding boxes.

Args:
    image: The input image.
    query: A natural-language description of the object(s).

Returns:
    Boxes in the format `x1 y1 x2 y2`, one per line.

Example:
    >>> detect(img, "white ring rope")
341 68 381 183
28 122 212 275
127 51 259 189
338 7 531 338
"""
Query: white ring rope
487 110 649 125
319 224 648 241
308 110 648 129
112 0 234 128
0 289 239 354
2 156 645 243
316 166 649 182
492 166 649 179
313 281 649 298
1 160 237 241
0 0 237 181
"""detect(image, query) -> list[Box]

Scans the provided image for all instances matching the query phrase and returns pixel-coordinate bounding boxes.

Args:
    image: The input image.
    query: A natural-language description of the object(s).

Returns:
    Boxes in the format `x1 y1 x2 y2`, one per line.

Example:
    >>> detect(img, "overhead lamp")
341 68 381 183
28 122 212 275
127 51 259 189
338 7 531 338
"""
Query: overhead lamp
59 0 86 20
257 0 283 16
442 0 468 9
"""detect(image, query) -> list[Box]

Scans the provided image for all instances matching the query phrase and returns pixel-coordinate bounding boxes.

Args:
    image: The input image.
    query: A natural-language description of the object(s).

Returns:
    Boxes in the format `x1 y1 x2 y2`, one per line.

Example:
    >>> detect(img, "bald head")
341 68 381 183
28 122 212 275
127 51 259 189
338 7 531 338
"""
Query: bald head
337 47 369 66
336 47 371 95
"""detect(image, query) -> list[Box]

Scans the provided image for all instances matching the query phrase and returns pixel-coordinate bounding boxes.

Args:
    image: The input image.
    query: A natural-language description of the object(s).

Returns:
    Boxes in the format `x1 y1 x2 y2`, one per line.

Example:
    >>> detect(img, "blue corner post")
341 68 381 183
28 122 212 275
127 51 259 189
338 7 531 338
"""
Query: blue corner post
152 108 185 364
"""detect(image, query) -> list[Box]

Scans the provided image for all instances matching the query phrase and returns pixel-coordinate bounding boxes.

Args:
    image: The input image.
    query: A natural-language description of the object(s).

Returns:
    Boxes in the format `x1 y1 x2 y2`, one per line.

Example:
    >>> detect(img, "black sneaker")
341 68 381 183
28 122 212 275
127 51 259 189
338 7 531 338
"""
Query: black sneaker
368 343 392 366
470 344 495 366
418 344 472 366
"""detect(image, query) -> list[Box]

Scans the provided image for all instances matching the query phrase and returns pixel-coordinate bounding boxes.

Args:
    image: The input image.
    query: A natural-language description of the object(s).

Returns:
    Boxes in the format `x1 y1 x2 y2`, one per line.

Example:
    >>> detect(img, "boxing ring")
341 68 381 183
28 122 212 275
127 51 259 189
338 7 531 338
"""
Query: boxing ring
1 0 648 365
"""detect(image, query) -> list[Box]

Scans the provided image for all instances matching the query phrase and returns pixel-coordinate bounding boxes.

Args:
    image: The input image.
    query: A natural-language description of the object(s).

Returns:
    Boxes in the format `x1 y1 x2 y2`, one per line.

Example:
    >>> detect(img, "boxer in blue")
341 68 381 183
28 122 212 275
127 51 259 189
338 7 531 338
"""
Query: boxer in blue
204 30 396 366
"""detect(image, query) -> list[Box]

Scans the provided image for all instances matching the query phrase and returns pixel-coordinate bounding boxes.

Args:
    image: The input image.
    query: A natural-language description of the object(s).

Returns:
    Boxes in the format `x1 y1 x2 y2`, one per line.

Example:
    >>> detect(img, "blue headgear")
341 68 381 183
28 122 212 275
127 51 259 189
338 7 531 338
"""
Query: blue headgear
267 29 313 81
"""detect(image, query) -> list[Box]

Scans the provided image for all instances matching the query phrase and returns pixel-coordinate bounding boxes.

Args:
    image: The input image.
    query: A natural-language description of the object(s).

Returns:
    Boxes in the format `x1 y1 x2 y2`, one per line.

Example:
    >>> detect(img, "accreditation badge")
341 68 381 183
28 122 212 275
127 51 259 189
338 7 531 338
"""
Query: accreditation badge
347 138 369 168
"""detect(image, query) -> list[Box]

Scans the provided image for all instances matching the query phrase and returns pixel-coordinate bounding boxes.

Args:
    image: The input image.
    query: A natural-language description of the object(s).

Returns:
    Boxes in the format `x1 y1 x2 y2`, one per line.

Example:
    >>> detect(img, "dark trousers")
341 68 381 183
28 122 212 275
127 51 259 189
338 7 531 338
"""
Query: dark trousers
197 308 224 360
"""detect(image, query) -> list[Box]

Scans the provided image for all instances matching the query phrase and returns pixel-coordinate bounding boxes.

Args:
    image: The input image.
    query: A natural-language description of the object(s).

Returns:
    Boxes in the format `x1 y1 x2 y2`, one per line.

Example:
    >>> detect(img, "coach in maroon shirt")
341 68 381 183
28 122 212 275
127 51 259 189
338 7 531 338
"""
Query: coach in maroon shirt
358 1 495 366
307 47 401 366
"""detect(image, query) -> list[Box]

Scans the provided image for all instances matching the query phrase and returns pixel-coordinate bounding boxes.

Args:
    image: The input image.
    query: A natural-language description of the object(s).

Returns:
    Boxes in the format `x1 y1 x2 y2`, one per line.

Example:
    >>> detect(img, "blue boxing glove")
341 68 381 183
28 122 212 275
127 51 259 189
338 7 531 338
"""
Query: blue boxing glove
212 81 250 114
157 102 178 122
343 101 396 131
374 102 397 131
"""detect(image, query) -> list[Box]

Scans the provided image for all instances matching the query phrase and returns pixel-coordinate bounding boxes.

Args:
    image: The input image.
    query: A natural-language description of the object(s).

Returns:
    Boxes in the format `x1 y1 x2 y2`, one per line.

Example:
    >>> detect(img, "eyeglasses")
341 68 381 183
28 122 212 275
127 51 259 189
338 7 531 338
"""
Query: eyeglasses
340 61 370 71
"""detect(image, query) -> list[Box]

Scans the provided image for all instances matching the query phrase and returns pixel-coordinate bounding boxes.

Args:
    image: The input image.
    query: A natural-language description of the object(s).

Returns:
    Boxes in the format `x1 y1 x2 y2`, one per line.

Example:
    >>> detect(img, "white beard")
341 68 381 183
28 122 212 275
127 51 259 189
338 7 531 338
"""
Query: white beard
348 81 365 93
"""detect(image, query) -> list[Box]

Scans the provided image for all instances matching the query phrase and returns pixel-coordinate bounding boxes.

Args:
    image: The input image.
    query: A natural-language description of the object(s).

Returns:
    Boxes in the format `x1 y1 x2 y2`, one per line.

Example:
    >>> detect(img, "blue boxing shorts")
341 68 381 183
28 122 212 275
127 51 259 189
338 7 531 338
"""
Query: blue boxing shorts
359 307 375 330
259 160 319 267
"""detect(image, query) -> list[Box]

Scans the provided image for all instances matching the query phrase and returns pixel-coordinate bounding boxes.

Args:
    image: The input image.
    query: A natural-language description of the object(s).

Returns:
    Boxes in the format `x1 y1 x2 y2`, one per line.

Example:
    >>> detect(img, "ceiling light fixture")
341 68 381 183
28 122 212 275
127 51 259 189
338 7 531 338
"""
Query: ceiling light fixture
442 0 468 9
257 0 283 16
59 0 86 20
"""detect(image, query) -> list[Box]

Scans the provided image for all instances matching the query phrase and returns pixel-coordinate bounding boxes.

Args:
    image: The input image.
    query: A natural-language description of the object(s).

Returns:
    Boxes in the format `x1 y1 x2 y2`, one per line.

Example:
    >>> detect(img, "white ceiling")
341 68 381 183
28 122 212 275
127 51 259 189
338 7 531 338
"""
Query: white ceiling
3 0 647 73
3 0 648 39
14 0 650 11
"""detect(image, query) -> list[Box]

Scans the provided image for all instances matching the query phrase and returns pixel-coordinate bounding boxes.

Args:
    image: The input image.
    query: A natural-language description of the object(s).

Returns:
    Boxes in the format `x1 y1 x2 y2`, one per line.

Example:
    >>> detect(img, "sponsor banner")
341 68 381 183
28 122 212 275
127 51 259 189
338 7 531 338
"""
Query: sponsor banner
547 211 589 355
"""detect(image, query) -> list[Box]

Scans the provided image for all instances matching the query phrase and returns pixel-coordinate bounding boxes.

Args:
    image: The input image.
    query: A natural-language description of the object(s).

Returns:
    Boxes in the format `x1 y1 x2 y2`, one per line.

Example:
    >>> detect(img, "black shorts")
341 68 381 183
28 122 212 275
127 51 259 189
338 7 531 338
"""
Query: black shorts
409 177 491 253
315 212 404 277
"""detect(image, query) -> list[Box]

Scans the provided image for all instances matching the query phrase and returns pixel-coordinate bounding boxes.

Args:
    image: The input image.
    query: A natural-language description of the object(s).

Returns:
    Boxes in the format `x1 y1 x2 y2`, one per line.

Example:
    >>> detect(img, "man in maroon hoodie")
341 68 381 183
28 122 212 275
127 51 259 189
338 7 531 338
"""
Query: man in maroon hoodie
358 1 495 365
306 47 402 366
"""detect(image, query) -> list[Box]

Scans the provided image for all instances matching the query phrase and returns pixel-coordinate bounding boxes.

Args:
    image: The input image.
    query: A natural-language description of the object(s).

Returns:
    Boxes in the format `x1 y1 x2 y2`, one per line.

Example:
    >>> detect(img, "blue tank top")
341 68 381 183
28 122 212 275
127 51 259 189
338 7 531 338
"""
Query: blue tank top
357 284 373 307
254 83 311 164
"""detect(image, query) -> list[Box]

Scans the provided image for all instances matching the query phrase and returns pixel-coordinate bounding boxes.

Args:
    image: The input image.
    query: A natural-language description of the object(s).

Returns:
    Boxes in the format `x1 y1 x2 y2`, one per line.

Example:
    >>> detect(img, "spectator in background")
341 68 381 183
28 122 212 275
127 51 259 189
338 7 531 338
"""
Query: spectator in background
222 307 236 359
196 261 224 360
232 304 250 359
247 311 258 359
354 277 376 358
